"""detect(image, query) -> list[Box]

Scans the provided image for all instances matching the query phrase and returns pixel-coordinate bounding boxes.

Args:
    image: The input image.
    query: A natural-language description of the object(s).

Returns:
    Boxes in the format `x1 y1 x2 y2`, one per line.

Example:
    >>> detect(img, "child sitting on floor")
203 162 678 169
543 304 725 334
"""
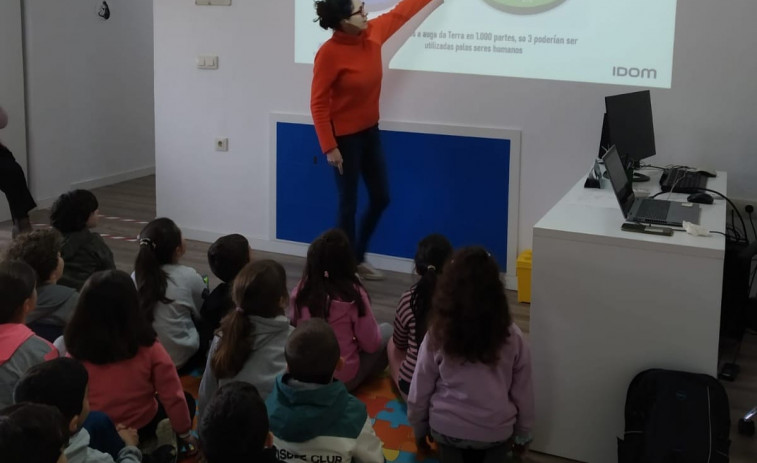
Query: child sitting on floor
388 233 452 400
407 247 534 463
199 234 253 353
199 260 292 415
50 189 115 291
5 229 78 342
64 269 196 459
14 357 142 463
0 260 58 409
290 228 391 391
266 318 384 463
0 402 69 463
199 381 284 463
134 217 206 371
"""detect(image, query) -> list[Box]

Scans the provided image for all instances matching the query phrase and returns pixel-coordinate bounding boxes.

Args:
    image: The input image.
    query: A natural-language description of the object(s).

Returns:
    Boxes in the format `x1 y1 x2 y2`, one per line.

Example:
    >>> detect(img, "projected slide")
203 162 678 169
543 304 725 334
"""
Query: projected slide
294 0 677 88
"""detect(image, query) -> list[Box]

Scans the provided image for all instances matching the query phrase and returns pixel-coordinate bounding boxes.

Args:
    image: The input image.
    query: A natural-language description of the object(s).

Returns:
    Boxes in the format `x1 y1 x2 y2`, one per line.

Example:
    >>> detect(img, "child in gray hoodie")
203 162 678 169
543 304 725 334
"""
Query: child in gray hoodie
198 260 293 420
5 229 78 342
0 260 59 409
14 358 141 463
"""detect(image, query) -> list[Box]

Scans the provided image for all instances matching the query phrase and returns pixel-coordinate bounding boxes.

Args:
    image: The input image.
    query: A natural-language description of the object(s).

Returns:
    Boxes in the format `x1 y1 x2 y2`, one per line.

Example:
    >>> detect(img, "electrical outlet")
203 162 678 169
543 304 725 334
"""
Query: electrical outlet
215 138 228 152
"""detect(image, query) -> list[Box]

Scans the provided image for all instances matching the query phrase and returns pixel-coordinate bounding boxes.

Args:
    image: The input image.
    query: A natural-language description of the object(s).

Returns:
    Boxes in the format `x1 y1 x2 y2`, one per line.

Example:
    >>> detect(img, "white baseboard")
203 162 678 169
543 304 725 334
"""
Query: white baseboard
33 195 58 211
70 166 155 191
181 226 519 290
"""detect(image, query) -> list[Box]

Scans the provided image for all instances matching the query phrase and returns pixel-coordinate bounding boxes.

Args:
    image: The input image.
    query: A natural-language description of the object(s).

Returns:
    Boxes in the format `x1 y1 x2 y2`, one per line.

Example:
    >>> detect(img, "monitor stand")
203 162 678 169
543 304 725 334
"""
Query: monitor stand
631 171 650 182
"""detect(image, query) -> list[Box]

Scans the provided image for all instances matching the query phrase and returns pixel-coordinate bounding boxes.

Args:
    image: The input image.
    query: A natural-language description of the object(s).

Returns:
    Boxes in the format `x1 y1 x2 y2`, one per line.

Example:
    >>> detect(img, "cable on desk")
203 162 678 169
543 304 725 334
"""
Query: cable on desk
651 188 749 244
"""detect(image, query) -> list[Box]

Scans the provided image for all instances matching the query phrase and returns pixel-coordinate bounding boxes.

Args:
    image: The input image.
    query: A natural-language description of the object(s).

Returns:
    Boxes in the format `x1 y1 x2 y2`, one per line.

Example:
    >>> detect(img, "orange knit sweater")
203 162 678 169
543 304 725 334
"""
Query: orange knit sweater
310 0 435 154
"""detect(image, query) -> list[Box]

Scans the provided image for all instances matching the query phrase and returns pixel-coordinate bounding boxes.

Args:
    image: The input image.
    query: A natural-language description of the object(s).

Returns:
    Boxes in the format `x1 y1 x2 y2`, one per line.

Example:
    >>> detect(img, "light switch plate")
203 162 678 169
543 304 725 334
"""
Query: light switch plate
195 0 231 5
196 56 218 70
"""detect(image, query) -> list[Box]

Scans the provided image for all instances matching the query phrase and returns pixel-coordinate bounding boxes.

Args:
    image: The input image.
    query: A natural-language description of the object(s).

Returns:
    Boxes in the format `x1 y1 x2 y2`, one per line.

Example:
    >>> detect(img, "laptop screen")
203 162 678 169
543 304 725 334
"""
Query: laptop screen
603 145 635 218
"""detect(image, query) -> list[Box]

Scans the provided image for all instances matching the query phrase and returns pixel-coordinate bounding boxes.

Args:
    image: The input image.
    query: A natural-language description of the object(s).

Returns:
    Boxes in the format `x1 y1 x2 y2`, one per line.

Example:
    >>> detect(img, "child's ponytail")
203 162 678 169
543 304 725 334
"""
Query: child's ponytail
210 260 288 379
134 218 182 321
211 308 254 379
411 234 453 344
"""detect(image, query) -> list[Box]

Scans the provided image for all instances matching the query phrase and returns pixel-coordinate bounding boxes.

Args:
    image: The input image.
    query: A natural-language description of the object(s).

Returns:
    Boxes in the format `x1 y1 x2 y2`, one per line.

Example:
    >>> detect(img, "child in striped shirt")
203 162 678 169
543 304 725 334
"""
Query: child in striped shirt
387 234 452 400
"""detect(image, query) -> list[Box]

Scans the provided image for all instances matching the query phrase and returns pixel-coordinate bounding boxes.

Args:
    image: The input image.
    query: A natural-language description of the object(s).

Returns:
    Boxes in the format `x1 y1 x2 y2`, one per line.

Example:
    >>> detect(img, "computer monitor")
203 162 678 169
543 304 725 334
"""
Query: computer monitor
603 90 656 182
605 90 656 162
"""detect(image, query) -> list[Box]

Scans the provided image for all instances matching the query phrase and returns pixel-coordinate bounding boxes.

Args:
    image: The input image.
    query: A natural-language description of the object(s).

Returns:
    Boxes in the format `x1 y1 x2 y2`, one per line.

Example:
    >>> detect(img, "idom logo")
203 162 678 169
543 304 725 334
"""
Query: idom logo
612 66 657 79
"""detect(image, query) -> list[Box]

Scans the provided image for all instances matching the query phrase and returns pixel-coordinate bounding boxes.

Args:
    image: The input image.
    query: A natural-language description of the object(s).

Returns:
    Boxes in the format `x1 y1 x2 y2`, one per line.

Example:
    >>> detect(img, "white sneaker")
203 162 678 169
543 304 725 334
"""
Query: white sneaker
357 262 385 281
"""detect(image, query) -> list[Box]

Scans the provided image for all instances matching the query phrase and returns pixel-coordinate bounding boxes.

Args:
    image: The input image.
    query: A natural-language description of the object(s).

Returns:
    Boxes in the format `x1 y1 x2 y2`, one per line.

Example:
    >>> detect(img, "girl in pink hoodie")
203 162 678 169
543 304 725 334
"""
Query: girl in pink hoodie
290 228 392 391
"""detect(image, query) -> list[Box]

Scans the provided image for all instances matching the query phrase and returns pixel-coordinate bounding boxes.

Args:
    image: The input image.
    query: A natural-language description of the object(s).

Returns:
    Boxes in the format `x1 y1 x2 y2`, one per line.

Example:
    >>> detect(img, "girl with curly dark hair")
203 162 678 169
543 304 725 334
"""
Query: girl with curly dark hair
407 247 535 461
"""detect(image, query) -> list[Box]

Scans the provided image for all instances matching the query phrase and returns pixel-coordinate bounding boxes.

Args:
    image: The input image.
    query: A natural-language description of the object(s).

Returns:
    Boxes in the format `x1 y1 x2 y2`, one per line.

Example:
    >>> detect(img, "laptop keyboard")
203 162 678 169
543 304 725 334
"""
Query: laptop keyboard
636 199 670 220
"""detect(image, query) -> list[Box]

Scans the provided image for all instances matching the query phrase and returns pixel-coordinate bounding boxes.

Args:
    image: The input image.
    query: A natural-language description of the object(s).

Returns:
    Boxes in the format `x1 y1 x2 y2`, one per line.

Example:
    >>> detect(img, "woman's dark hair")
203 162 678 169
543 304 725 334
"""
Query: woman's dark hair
410 234 453 344
314 0 353 30
65 270 156 364
0 260 37 324
199 382 269 463
294 228 366 320
429 246 512 366
5 229 62 285
134 217 182 322
50 189 99 233
0 403 69 463
211 260 288 379
14 358 89 424
208 234 250 283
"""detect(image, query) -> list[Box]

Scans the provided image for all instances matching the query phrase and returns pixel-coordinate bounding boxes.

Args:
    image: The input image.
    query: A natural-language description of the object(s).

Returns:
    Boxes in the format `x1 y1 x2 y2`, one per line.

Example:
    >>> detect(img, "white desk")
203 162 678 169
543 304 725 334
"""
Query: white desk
530 169 727 463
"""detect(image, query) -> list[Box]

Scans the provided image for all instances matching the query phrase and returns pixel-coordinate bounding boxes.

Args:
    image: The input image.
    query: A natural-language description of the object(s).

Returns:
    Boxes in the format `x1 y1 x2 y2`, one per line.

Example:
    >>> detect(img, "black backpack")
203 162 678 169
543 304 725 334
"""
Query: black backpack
617 369 731 463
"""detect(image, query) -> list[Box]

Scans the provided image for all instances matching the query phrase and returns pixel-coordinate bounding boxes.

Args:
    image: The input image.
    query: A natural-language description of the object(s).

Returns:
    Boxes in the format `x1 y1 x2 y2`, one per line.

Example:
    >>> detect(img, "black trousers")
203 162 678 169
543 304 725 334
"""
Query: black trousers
333 125 390 263
0 144 36 220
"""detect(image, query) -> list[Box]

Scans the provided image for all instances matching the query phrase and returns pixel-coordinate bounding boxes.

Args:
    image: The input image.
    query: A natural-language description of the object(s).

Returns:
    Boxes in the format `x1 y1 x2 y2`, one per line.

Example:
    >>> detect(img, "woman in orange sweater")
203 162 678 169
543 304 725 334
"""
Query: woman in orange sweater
311 0 439 280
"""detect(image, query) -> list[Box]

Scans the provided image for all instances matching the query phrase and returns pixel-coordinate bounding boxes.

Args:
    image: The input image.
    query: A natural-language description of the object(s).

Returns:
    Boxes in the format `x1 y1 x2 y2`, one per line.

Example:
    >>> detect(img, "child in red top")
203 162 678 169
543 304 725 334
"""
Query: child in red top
64 270 196 455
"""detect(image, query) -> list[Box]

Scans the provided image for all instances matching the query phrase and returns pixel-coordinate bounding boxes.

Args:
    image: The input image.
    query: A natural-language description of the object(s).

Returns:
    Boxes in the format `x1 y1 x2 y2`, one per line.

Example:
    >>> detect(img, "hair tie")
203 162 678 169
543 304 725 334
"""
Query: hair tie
323 271 329 278
426 265 436 272
138 238 156 249
235 307 245 314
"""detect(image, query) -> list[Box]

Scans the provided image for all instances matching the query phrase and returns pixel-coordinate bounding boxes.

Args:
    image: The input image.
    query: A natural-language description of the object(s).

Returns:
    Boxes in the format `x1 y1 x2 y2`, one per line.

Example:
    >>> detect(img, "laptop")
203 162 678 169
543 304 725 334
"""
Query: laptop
602 145 701 227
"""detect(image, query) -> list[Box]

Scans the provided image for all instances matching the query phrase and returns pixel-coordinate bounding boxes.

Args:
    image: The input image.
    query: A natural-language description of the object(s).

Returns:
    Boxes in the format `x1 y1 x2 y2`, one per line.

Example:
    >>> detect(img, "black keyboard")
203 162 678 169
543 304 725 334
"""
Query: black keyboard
636 199 670 220
659 168 707 193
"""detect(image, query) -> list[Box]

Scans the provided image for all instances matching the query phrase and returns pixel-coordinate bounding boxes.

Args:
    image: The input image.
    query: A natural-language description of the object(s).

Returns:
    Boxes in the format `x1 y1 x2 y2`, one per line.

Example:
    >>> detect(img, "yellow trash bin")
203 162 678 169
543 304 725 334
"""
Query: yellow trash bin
516 250 532 303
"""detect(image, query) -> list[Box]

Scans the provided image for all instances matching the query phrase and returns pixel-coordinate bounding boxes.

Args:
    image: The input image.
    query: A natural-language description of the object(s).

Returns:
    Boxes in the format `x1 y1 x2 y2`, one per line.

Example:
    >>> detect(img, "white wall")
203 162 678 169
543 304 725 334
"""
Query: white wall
24 0 155 205
154 0 757 256
0 0 28 221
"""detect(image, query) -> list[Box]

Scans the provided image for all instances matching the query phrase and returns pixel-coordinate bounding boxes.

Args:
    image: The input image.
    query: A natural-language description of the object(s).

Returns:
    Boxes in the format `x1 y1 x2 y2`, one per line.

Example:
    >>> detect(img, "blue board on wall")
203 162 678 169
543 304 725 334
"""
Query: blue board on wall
276 122 511 271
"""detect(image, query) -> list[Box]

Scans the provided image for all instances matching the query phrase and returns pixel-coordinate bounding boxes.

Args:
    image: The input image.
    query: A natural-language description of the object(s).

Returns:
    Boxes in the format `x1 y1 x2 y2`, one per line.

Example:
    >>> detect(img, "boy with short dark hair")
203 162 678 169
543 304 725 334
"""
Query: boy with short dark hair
50 189 115 291
5 229 79 341
0 402 69 463
266 319 384 463
14 358 141 463
0 260 58 409
199 381 283 463
199 234 252 348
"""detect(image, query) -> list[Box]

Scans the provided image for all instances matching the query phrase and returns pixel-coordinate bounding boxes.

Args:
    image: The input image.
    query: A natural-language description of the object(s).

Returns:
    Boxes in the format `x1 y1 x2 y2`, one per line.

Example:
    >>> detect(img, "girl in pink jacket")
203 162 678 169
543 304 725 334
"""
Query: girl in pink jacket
290 228 392 391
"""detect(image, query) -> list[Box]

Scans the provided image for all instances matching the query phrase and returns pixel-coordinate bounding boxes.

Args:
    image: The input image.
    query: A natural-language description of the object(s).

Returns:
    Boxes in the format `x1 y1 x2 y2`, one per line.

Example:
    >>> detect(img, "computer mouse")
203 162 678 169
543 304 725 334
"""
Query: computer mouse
696 169 717 178
687 192 714 204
